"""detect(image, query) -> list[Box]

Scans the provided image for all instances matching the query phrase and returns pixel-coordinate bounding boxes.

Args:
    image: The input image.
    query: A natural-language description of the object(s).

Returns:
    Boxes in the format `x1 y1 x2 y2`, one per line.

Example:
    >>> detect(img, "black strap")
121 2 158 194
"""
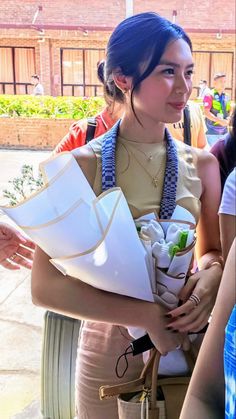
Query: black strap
85 117 97 143
183 106 191 146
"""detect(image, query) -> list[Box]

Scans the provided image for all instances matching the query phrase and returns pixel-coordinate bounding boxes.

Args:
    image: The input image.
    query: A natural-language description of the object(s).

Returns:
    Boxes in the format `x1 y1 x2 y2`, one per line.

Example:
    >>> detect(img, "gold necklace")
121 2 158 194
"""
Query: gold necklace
119 136 161 161
122 142 166 188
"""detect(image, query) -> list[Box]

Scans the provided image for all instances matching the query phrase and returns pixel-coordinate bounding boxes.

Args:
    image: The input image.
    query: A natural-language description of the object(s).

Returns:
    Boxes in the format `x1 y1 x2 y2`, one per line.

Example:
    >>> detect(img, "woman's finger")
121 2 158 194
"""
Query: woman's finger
166 298 198 319
169 308 210 333
178 271 200 302
179 312 210 333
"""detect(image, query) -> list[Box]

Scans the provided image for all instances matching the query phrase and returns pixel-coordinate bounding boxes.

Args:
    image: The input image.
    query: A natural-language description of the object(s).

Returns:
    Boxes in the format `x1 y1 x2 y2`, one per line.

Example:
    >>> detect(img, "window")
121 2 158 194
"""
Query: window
61 48 105 96
0 47 35 94
191 51 234 99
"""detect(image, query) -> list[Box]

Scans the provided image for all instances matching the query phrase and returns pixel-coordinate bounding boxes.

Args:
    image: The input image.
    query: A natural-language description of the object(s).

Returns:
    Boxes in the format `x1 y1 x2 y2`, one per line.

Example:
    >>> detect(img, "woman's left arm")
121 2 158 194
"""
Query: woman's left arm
166 151 223 332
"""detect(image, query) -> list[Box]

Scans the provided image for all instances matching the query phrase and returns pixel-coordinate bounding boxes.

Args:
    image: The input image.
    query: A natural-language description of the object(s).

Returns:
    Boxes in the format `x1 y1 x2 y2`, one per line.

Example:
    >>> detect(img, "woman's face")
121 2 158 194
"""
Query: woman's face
131 38 194 125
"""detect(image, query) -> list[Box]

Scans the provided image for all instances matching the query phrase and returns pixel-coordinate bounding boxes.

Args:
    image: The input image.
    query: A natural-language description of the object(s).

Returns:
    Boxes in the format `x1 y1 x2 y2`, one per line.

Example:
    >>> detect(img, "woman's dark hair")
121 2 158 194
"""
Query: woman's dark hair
32 74 40 80
97 60 105 84
97 59 114 106
104 12 192 118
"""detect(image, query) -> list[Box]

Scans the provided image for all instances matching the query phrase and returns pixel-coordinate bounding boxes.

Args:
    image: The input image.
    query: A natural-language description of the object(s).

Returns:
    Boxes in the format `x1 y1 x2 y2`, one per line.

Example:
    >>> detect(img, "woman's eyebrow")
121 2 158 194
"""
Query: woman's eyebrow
158 61 194 69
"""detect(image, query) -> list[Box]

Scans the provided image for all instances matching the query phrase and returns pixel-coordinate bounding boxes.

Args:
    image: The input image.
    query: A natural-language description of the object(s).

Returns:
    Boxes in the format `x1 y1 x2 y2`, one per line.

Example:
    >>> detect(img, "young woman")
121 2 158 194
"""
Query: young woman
31 13 223 418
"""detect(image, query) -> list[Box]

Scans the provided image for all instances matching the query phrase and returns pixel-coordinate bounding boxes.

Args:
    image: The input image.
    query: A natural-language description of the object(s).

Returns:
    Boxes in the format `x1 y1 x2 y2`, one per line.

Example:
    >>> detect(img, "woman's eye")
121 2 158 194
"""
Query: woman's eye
185 69 194 78
162 68 175 75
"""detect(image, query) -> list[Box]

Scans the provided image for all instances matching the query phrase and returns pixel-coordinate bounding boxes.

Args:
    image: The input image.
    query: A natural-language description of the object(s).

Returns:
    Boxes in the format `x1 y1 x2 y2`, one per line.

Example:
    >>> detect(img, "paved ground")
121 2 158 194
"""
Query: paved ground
0 149 50 419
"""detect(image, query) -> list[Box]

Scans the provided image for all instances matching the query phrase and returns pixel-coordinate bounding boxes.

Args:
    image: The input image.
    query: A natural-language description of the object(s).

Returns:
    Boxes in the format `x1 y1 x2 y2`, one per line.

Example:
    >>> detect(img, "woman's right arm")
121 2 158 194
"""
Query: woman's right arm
31 245 183 355
180 238 236 419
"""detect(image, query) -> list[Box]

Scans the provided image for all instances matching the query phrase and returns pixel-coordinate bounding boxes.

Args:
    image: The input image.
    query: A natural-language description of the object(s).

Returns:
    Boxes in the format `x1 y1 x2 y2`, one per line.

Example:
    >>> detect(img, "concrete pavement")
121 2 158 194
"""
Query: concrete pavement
0 149 50 419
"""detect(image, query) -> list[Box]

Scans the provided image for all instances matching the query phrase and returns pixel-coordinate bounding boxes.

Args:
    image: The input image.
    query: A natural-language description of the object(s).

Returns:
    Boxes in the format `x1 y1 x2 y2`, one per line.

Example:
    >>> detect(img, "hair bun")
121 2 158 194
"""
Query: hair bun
97 60 105 84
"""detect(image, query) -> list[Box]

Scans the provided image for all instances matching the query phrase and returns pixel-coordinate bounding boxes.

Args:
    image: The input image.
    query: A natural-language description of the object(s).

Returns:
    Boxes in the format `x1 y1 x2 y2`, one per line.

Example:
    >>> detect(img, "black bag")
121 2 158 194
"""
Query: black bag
85 117 97 143
183 106 191 146
41 311 81 419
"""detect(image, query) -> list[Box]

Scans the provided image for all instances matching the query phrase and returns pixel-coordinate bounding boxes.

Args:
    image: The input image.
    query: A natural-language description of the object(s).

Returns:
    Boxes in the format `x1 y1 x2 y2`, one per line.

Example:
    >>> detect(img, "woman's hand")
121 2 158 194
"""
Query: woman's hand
164 265 222 333
144 302 190 355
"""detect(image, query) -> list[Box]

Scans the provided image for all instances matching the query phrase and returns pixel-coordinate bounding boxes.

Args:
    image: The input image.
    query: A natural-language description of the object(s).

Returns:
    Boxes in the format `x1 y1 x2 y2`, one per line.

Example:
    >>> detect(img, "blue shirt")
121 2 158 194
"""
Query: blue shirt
224 304 236 418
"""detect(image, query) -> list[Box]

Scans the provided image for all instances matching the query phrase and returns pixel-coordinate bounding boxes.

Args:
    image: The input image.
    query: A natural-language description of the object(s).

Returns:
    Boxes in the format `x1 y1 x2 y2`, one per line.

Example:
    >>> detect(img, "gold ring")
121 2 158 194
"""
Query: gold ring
10 254 17 261
188 294 201 307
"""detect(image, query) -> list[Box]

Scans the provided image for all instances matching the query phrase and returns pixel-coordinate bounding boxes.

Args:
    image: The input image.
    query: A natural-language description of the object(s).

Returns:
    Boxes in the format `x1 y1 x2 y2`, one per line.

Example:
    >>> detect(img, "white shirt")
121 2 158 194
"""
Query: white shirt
219 168 236 216
33 83 44 96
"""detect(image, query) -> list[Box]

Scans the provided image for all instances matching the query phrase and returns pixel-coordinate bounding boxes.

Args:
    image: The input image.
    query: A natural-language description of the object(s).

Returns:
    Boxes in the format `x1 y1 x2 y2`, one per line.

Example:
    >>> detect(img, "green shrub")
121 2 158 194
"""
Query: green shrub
0 95 105 119
2 164 44 206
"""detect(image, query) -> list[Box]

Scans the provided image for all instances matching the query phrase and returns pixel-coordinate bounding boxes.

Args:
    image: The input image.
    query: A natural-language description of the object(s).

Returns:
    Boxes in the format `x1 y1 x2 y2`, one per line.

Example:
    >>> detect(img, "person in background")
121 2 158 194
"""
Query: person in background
31 74 44 96
31 12 222 419
198 80 210 99
180 238 236 419
0 222 35 270
167 100 207 148
55 61 123 153
210 108 236 191
203 73 231 147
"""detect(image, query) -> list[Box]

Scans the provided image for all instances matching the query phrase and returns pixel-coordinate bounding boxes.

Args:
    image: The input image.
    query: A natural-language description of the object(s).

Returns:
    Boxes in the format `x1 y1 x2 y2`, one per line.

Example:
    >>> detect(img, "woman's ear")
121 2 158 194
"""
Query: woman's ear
112 68 132 94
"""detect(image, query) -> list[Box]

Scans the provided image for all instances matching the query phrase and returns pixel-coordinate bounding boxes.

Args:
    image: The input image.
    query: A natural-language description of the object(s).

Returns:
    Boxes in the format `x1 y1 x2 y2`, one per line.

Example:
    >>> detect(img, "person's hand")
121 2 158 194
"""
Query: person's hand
164 265 222 333
144 302 189 355
217 118 229 127
0 223 35 270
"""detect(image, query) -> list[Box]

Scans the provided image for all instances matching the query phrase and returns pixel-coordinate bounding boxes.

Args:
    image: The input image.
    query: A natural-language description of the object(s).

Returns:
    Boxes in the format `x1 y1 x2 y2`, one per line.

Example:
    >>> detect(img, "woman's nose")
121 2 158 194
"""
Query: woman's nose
175 75 191 95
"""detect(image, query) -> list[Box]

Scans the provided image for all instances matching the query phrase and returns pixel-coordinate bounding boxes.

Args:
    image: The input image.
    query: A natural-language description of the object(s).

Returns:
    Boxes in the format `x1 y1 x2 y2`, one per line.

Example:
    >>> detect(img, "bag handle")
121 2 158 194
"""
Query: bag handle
99 346 195 401
99 349 161 400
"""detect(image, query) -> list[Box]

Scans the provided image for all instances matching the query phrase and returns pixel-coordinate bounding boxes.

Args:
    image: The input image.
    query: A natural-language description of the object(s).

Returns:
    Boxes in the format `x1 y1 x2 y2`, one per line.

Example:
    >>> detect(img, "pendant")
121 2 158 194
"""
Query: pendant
148 155 153 161
152 177 159 187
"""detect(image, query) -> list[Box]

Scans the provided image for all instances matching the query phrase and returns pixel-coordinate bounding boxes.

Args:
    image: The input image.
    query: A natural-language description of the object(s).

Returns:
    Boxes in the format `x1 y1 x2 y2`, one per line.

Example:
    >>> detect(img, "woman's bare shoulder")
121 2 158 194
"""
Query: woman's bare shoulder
194 147 219 172
71 144 97 187
192 148 221 196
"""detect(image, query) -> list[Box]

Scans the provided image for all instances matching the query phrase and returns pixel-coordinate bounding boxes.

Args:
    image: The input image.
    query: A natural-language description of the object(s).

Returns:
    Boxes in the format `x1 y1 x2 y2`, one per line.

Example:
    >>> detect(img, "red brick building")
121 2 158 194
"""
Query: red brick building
0 0 235 99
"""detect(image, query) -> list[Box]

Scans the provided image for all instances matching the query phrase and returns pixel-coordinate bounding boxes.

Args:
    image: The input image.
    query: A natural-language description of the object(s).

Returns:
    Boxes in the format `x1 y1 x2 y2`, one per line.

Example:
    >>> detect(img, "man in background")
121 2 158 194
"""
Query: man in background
198 80 210 99
203 73 231 146
31 74 44 96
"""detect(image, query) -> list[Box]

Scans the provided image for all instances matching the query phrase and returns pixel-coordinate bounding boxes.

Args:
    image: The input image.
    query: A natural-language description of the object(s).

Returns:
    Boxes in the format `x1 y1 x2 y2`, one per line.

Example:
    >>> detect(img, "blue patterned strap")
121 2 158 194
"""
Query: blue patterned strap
101 120 178 219
159 129 178 219
102 120 120 191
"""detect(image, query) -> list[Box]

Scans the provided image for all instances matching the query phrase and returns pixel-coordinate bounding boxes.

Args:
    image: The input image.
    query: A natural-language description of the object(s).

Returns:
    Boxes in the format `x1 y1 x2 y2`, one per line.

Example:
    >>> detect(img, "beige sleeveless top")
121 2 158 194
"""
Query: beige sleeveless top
89 135 202 222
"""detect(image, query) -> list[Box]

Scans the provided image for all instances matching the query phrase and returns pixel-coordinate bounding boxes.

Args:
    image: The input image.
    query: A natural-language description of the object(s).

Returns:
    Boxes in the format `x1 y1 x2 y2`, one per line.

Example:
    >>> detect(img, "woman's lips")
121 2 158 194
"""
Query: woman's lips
168 102 186 110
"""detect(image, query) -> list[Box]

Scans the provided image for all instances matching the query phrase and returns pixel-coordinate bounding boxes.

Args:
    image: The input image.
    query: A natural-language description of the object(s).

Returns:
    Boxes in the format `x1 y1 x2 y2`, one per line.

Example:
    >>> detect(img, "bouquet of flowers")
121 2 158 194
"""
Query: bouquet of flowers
136 208 196 310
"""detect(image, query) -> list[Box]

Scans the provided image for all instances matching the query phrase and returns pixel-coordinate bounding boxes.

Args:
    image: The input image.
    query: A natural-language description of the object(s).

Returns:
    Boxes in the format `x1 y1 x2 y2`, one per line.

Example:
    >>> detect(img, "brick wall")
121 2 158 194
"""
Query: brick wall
0 118 73 149
0 0 235 30
0 0 126 28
